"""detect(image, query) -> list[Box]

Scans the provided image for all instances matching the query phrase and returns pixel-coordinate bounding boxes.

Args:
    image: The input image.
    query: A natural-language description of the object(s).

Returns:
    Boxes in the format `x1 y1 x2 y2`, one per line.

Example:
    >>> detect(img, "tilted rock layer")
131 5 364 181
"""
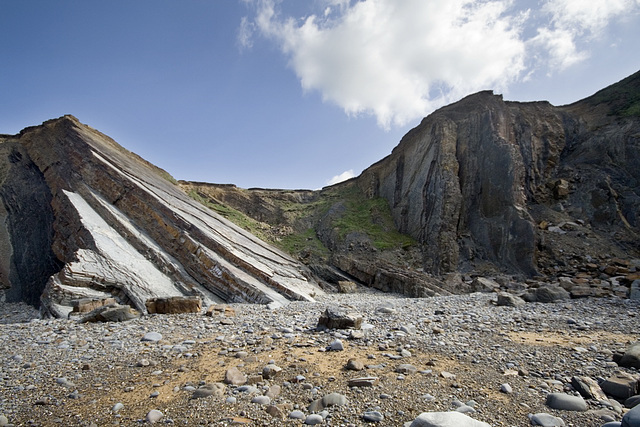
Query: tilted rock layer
0 116 322 316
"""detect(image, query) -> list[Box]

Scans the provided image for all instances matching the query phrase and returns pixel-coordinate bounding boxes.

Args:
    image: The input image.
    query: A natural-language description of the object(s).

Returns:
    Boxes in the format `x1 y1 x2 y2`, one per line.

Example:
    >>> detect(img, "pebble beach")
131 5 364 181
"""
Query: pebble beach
1 291 639 426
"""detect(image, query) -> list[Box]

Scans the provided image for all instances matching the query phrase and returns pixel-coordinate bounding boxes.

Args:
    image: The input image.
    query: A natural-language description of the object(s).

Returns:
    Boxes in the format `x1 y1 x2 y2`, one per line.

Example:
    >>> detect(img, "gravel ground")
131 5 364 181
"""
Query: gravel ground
0 291 639 426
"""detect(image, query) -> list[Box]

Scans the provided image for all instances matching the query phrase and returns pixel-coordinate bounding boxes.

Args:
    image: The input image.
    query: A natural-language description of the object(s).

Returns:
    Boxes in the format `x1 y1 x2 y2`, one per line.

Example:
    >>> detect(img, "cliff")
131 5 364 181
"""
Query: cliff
356 72 640 276
0 116 322 316
188 71 640 287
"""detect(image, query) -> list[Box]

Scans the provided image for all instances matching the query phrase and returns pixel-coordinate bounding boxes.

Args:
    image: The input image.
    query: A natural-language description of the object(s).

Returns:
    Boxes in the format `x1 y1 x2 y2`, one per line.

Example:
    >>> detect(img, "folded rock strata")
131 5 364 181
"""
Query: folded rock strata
0 116 322 316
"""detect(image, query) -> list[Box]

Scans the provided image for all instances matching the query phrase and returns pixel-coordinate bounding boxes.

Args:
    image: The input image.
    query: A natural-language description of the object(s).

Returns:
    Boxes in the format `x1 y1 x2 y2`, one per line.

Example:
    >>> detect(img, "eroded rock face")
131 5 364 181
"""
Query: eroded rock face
357 74 640 276
0 116 322 316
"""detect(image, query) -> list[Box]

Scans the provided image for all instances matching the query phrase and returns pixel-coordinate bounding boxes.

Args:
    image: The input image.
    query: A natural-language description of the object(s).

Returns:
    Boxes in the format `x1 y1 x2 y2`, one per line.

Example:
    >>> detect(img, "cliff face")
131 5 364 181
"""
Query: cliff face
188 71 639 285
2 73 639 312
357 71 640 276
0 116 322 316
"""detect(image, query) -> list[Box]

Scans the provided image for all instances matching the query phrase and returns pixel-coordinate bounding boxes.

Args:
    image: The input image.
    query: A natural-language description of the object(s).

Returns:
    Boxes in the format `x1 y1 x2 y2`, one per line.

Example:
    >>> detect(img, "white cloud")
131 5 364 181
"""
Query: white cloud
326 169 355 186
237 16 255 50
239 0 640 127
531 0 638 71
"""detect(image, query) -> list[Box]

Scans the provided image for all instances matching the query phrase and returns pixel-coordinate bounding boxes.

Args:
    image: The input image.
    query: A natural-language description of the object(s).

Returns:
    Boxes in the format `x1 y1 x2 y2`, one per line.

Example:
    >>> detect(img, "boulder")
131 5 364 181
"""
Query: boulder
205 304 236 317
146 296 201 314
545 393 587 411
523 285 570 303
317 306 363 330
622 404 640 427
528 413 566 426
571 376 607 401
619 342 640 369
224 367 247 386
79 304 140 323
601 372 639 399
496 292 525 307
470 277 500 293
337 280 358 293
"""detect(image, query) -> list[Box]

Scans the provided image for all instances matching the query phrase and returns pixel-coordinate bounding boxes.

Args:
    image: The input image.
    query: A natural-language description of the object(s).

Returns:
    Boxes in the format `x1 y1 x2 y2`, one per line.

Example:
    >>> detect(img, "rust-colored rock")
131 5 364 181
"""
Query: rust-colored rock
146 296 201 314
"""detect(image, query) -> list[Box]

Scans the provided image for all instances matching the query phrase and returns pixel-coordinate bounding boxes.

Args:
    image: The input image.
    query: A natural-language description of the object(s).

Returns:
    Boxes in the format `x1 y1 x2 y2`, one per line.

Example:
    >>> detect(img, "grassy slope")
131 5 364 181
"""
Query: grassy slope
184 182 415 259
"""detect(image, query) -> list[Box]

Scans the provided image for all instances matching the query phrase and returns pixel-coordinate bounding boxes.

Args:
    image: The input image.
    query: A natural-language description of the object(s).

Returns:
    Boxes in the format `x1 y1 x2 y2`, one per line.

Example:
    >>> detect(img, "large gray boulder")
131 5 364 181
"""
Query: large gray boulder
619 342 640 369
523 285 570 303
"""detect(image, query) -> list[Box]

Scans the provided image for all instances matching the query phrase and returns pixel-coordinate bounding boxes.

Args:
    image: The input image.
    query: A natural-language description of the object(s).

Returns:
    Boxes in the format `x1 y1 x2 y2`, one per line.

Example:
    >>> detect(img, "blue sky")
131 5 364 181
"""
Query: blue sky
2 1 639 190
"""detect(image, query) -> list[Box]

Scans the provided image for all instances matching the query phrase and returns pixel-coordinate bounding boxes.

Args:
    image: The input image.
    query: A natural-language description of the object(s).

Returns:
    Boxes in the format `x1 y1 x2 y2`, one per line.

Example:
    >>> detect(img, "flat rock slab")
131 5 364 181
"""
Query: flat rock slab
601 372 639 399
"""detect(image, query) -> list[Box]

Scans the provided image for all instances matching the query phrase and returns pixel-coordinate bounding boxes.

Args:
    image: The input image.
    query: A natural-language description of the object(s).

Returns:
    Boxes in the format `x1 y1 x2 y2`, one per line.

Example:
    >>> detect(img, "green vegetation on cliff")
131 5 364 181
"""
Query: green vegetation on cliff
322 184 415 250
588 70 640 117
184 181 415 259
187 190 271 242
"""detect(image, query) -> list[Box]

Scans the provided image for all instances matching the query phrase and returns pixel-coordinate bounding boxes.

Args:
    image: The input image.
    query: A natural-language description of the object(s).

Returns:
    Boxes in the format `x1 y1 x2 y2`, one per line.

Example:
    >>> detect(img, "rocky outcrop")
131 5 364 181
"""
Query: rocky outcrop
357 71 640 277
0 116 322 316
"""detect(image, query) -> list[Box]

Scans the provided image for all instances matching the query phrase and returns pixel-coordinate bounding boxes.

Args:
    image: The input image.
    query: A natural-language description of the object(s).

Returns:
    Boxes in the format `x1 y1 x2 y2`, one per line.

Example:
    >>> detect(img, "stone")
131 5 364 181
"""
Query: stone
305 414 324 425
72 297 116 313
289 410 305 419
142 332 163 342
496 292 525 307
317 307 363 330
266 405 285 419
619 342 640 369
146 410 163 424
571 376 607 401
406 411 491 427
251 395 271 405
625 395 640 409
266 385 281 400
309 393 348 412
601 372 639 399
396 364 418 375
328 339 344 351
500 383 513 394
224 367 247 385
338 281 357 293
112 403 124 413
262 364 282 380
622 404 640 427
348 377 380 387
145 296 201 314
528 413 566 426
79 304 140 323
362 411 384 422
630 280 640 300
205 304 236 317
545 393 587 411
0 415 8 426
192 383 225 399
346 358 365 371
523 285 570 303
470 277 500 293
